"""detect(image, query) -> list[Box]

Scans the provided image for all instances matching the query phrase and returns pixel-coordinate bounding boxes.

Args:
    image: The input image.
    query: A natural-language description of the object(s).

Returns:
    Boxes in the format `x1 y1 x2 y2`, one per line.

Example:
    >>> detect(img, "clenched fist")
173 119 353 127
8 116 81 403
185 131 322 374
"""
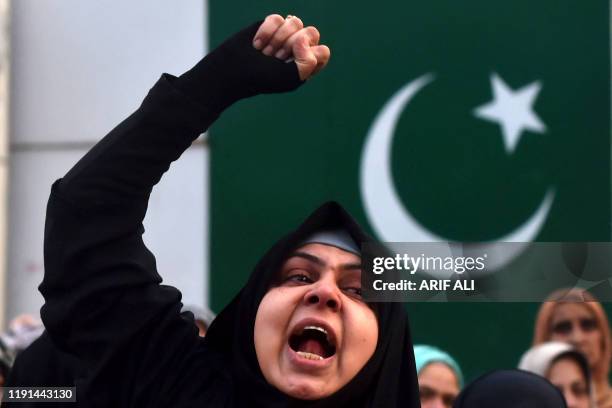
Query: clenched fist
252 14 331 81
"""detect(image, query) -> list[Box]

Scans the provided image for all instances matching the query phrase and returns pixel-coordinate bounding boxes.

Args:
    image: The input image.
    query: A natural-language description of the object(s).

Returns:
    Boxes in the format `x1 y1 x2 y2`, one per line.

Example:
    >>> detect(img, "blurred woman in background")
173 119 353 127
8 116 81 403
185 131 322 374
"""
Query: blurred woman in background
519 341 595 408
533 288 612 407
414 345 463 408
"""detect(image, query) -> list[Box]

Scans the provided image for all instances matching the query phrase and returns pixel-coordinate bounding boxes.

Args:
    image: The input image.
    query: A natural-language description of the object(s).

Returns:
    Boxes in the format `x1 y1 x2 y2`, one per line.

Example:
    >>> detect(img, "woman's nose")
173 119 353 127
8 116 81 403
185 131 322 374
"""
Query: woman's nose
305 280 341 312
563 390 577 408
568 326 586 344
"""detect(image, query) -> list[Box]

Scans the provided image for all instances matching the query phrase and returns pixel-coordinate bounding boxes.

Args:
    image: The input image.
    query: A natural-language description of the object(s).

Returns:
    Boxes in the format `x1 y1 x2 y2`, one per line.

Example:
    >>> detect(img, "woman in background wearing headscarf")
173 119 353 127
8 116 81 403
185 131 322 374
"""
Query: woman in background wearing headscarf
37 14 420 407
519 341 595 408
452 369 567 408
414 345 463 408
533 288 612 407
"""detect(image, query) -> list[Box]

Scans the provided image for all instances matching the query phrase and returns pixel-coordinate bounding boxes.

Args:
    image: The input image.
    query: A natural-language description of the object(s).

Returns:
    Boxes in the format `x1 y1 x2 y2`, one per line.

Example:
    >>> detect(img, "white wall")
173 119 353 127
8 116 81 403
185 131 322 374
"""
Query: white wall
7 0 209 323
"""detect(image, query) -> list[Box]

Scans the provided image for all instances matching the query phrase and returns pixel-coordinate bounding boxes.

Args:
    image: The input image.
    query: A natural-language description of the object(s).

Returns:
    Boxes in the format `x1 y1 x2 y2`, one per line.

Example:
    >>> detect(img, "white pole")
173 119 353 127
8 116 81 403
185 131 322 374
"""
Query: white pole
0 0 11 330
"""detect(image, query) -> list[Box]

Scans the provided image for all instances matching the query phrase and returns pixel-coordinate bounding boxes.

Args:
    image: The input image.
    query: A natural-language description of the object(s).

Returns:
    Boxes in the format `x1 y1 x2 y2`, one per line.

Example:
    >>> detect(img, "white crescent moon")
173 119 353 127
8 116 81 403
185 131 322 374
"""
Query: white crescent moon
359 74 555 271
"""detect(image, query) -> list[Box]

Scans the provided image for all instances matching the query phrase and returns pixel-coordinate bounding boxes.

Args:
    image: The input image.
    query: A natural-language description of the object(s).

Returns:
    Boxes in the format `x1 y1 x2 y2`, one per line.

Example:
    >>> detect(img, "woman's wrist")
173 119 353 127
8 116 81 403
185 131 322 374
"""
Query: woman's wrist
174 19 313 115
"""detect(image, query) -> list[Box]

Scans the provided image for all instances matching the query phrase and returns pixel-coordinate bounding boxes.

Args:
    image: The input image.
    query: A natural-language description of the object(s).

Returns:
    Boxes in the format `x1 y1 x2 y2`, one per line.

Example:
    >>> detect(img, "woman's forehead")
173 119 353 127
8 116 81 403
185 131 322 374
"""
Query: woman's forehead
552 303 594 320
549 357 584 379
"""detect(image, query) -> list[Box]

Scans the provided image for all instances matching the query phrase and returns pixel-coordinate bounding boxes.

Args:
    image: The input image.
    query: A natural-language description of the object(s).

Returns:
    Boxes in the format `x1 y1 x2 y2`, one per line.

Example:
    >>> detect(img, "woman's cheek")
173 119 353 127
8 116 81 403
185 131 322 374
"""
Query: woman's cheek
255 288 298 348
345 303 379 357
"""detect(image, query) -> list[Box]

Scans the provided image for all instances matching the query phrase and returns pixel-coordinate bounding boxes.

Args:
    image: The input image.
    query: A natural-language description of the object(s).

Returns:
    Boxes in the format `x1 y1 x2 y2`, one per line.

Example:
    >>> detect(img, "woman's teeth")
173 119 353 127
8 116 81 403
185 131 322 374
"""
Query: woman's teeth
297 351 324 360
304 325 328 336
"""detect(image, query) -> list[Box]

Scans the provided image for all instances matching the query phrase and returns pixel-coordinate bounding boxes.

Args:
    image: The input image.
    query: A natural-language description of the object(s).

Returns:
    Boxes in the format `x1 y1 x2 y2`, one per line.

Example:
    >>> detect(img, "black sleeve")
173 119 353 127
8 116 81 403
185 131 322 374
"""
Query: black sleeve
38 22 302 406
39 74 217 407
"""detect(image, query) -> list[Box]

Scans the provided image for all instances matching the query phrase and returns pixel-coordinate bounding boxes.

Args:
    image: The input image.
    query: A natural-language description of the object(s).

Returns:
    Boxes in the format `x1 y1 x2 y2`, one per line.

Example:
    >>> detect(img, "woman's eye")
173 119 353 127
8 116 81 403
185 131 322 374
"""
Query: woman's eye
572 383 588 396
343 287 363 299
284 273 313 284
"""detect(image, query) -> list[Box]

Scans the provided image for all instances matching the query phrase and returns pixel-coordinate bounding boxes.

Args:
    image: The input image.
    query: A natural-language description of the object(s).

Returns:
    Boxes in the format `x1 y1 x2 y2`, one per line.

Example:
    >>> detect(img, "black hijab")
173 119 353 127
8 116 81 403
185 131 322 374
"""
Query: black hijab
453 369 567 408
205 201 420 407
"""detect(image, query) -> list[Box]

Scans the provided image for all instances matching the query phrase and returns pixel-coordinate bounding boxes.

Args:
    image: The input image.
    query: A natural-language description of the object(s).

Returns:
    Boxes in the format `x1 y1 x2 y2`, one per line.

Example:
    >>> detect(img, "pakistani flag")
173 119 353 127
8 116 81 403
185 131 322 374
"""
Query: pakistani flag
209 1 610 309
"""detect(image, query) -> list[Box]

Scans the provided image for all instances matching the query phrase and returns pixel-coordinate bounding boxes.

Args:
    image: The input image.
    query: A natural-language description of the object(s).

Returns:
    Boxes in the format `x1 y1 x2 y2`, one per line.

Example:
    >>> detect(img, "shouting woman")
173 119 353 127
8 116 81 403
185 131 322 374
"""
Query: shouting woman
39 15 420 407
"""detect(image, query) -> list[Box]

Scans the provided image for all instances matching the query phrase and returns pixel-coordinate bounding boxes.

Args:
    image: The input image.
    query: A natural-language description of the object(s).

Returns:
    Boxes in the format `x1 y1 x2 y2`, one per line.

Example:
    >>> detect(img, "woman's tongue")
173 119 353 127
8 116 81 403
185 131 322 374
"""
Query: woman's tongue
298 338 325 357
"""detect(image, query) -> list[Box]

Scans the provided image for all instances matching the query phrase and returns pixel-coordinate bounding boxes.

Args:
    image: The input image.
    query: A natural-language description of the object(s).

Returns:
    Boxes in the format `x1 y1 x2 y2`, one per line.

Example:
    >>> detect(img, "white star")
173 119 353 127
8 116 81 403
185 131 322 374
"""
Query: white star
474 73 546 153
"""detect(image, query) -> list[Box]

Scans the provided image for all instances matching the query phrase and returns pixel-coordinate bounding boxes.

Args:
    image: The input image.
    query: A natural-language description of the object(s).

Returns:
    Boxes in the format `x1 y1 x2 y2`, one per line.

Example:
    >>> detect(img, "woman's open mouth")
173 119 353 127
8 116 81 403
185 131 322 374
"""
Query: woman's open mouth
288 322 337 361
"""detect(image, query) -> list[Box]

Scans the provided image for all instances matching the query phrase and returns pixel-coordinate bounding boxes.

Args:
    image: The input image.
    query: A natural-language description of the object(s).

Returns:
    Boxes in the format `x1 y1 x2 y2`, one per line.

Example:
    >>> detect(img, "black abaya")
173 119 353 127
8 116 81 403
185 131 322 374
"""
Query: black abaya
2 332 79 407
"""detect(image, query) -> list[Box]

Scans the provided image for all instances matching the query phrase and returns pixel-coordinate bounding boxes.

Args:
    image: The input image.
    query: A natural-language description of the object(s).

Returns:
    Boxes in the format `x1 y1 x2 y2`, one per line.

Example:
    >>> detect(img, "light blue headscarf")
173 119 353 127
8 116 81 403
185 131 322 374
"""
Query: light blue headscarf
299 229 360 255
414 344 464 387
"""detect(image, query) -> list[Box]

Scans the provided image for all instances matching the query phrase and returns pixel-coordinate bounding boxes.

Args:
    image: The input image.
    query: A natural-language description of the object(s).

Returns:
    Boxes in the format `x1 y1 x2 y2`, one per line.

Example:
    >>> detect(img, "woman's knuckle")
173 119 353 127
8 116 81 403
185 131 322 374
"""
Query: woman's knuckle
290 17 304 29
266 14 284 24
307 26 320 40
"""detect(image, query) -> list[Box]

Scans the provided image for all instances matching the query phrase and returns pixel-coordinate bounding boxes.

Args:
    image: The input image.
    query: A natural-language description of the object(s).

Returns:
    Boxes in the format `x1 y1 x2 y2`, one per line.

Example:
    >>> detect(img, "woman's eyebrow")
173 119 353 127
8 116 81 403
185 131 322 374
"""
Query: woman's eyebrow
341 263 362 271
289 252 362 271
290 251 325 266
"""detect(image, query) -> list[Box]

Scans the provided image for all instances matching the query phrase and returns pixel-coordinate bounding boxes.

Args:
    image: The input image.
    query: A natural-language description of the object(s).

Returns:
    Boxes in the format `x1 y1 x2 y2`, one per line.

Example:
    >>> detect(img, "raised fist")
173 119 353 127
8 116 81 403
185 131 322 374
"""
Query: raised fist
253 14 331 81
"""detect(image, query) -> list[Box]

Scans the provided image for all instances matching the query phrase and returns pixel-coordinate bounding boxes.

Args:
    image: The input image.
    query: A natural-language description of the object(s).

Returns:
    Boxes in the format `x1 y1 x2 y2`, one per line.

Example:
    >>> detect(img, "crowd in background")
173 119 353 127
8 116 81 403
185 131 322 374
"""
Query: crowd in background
417 288 608 408
0 288 607 407
0 305 216 406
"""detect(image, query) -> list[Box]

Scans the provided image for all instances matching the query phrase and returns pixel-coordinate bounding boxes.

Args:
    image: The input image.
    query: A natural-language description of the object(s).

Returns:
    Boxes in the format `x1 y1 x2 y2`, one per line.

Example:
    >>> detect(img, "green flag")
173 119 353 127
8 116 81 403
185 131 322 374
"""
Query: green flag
209 0 610 381
210 1 610 308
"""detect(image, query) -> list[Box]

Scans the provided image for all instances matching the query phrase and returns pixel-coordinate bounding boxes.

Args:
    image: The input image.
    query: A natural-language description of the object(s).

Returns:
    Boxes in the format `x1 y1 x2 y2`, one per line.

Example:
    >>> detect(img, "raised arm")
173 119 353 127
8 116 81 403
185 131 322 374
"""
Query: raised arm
39 16 329 406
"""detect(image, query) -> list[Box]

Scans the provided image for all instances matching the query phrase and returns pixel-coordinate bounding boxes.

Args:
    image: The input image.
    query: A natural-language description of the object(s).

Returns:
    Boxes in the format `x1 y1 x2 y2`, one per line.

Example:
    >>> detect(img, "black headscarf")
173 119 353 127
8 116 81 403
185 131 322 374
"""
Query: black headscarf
453 369 567 407
205 201 420 407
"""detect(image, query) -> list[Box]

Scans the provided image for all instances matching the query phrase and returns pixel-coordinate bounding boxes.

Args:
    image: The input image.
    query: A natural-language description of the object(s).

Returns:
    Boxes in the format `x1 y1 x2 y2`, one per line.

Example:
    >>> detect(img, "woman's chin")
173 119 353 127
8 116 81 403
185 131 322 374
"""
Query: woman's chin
281 378 331 400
